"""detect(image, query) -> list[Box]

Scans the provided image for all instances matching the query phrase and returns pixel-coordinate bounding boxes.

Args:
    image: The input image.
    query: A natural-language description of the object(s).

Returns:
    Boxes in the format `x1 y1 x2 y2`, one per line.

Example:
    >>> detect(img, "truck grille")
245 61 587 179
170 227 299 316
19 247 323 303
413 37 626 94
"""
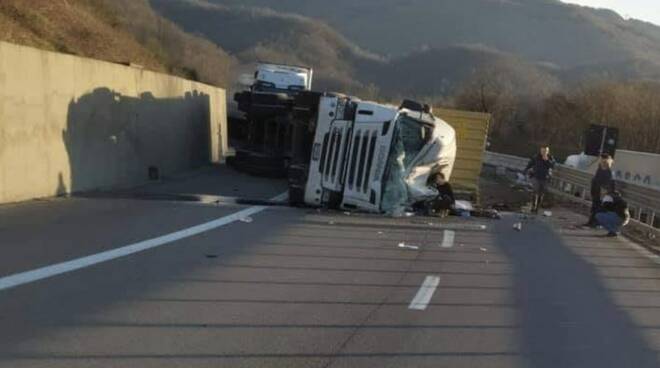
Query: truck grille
320 126 348 188
348 130 378 193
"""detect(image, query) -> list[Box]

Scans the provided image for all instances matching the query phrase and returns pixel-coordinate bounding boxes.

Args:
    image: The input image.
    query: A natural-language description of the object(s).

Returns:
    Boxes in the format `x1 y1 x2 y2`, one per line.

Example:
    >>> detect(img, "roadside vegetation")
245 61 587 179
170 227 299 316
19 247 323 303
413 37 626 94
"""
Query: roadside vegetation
455 73 660 157
0 0 234 86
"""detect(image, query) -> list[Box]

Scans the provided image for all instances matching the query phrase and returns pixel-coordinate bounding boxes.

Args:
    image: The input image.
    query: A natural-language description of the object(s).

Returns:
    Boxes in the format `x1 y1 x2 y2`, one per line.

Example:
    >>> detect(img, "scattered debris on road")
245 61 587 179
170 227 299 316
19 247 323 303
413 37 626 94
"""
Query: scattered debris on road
239 216 254 223
398 243 420 250
544 211 553 217
513 222 523 231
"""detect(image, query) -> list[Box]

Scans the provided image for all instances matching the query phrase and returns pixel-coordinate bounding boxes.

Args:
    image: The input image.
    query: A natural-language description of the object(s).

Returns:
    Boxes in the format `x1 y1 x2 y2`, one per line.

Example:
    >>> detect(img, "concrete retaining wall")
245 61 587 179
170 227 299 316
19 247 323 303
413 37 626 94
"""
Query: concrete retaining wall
0 41 228 204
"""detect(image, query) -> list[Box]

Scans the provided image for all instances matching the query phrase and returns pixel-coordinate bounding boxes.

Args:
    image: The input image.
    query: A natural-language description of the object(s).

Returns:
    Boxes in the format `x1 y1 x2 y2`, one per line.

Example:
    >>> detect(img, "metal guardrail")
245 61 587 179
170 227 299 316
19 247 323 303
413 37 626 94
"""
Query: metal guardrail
484 151 660 234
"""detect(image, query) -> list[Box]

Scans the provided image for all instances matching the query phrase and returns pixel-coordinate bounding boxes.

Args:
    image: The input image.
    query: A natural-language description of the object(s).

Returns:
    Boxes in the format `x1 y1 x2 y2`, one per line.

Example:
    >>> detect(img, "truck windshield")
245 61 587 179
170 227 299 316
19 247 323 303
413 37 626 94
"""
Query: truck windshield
381 115 433 212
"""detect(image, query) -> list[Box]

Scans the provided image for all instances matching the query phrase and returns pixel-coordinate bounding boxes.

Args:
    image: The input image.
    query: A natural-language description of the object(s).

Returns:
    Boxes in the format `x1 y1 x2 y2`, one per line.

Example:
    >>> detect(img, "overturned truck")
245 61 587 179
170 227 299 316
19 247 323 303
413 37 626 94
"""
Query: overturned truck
231 65 458 213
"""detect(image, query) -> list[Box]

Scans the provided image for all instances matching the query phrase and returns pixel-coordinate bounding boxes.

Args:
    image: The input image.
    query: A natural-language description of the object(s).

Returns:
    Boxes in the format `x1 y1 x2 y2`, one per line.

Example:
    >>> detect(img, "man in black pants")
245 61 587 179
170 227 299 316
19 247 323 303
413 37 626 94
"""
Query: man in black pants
585 153 615 227
427 173 455 217
524 146 556 214
595 191 630 237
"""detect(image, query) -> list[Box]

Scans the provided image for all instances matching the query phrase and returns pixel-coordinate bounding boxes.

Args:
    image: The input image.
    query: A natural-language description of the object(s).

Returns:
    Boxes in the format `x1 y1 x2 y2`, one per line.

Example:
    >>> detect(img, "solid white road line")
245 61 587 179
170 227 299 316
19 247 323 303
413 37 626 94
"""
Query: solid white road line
408 275 441 311
0 192 288 292
441 230 455 248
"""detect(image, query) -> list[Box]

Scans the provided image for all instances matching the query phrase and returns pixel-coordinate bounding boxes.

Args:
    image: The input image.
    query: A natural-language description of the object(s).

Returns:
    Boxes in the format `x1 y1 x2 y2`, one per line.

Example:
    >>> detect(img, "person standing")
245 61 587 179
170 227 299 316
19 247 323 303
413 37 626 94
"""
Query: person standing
595 191 630 237
524 146 556 214
585 154 615 227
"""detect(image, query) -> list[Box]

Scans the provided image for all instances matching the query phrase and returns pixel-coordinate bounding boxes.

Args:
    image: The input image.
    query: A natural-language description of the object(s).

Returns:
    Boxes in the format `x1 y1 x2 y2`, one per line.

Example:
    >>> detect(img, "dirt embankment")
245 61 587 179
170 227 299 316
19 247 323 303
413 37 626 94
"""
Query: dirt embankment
0 0 165 71
0 0 235 87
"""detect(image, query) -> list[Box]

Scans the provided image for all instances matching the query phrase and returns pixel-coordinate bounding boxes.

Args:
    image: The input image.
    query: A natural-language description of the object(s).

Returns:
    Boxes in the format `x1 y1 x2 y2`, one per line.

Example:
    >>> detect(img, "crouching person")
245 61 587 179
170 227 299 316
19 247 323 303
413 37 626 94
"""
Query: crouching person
427 173 455 217
595 191 630 237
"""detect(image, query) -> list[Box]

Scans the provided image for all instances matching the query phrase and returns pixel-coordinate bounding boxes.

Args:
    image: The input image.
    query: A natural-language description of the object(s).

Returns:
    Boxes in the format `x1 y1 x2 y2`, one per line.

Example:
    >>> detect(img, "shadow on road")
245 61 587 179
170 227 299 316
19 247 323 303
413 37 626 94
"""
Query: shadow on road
494 215 658 367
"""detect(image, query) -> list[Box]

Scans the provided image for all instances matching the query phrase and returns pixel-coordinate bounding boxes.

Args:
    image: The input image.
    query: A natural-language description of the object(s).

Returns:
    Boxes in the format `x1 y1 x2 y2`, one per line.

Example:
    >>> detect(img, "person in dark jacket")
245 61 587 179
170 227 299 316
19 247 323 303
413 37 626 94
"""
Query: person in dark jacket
595 191 630 237
585 154 615 227
524 146 556 213
427 173 455 217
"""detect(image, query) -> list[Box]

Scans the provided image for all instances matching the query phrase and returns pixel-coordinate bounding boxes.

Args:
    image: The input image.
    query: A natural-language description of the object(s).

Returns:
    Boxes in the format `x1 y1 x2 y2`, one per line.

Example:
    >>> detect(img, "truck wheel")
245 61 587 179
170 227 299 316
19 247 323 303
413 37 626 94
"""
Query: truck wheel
288 186 305 207
251 93 291 105
294 91 321 109
287 164 308 207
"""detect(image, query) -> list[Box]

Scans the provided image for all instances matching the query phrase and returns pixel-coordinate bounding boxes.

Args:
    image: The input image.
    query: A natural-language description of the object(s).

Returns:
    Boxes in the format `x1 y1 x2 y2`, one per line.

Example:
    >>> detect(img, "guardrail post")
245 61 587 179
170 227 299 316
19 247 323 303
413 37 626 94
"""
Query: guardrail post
648 211 655 227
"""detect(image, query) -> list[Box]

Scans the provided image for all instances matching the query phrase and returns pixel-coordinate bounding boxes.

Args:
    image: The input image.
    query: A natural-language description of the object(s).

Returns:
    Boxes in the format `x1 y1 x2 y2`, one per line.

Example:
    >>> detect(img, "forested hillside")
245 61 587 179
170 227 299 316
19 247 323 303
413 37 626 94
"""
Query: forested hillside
0 0 235 86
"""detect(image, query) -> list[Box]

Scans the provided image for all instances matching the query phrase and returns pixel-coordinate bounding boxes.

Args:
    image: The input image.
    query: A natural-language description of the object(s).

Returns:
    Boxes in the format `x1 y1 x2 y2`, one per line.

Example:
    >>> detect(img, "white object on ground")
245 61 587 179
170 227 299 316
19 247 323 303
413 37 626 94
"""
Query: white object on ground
454 200 474 211
398 242 420 250
479 247 488 252
513 222 523 231
239 216 253 223
543 211 552 217
409 276 441 310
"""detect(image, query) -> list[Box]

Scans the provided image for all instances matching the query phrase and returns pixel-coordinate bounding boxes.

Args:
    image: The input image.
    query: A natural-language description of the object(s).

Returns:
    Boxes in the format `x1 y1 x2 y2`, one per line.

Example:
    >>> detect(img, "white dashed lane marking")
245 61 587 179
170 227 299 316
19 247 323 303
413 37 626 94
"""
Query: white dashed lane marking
409 276 441 311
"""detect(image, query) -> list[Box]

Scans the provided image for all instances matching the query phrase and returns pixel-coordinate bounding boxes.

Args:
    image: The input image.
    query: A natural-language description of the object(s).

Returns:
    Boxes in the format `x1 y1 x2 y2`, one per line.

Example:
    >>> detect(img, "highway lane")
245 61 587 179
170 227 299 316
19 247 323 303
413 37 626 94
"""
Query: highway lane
1 171 660 367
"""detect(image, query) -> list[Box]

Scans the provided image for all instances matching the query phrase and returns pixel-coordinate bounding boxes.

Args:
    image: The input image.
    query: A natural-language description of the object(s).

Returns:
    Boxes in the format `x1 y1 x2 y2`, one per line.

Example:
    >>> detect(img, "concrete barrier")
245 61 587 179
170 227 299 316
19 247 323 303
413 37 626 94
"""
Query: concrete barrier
0 41 228 204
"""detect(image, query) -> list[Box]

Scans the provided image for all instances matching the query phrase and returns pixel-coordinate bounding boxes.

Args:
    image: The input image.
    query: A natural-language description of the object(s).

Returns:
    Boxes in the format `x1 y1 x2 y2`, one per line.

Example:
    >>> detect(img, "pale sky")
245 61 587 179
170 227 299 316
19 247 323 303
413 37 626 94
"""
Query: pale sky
561 0 660 26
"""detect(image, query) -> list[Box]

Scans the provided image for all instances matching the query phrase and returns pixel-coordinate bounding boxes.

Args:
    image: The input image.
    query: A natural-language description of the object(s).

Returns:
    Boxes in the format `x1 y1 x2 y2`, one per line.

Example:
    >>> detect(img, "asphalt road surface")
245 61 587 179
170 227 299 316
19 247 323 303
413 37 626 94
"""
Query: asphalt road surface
1 168 660 368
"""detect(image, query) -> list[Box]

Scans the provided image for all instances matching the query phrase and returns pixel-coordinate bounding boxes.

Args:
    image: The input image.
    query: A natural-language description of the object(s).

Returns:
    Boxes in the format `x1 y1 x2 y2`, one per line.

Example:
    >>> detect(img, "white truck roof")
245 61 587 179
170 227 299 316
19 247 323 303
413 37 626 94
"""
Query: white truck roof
255 63 313 90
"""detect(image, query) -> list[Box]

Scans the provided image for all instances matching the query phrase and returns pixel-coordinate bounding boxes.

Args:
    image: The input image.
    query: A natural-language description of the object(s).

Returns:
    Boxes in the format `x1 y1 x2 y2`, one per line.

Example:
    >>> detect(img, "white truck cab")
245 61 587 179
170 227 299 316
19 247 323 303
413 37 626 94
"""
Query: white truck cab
303 96 456 213
253 63 313 92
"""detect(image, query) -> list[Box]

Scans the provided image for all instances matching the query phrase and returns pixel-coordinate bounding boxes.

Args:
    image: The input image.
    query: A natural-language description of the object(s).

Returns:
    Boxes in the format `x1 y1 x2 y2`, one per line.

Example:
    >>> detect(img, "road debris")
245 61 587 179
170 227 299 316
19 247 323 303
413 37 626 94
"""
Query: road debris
513 222 523 231
239 216 254 223
398 242 420 250
479 247 488 252
543 211 553 217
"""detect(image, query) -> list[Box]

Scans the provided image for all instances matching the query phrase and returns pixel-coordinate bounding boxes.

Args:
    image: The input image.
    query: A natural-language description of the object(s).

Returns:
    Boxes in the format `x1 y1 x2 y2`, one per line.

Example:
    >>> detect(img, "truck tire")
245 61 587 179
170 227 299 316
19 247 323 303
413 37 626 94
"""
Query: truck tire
287 164 308 207
294 91 321 110
288 186 305 207
251 92 291 105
